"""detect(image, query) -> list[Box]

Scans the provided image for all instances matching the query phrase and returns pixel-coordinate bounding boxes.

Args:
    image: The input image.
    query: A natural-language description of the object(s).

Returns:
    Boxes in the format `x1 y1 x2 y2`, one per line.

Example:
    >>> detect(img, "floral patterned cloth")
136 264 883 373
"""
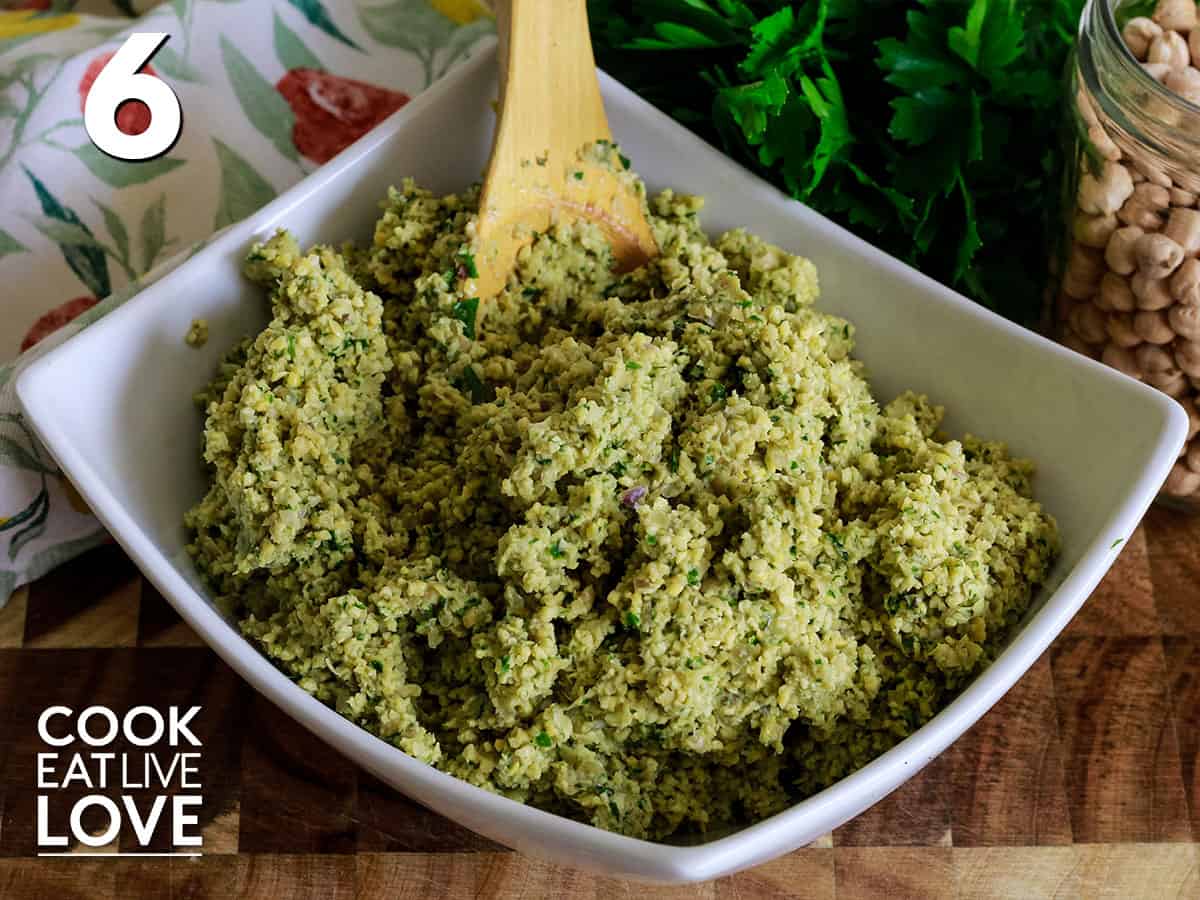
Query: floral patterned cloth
0 0 493 604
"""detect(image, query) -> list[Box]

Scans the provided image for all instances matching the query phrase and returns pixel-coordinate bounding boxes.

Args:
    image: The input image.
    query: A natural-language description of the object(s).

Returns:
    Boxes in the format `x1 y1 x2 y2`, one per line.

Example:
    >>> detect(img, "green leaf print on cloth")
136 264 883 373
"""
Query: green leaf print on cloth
212 137 277 229
357 0 457 51
219 34 299 163
274 10 324 72
288 0 362 50
151 43 204 83
0 229 27 259
140 192 168 272
93 199 129 266
71 143 185 188
0 434 56 477
5 485 49 561
0 414 57 560
356 0 491 86
23 166 110 297
27 216 102 251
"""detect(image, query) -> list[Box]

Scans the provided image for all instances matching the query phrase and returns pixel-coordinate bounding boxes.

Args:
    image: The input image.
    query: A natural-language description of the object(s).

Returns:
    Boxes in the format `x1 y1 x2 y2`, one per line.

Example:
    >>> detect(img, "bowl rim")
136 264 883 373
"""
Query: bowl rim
15 42 1189 883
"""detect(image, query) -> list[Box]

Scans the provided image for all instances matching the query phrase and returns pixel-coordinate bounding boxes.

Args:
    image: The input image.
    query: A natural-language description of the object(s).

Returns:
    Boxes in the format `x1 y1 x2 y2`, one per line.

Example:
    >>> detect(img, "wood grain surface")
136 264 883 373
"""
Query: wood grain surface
0 507 1197 899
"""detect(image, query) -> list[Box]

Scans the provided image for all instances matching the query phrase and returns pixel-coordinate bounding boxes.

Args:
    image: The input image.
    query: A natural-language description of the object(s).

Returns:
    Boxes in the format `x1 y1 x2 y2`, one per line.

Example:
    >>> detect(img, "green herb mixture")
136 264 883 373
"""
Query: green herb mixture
185 171 1060 839
589 0 1086 325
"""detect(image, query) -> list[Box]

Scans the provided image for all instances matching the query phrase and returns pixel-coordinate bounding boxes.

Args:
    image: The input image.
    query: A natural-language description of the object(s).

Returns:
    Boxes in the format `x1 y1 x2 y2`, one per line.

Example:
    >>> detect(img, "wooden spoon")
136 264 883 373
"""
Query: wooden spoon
471 0 659 300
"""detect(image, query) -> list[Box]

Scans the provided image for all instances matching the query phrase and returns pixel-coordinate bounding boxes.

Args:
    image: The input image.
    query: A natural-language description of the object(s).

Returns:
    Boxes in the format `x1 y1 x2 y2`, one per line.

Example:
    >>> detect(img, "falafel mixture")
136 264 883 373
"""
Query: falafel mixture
185 168 1059 839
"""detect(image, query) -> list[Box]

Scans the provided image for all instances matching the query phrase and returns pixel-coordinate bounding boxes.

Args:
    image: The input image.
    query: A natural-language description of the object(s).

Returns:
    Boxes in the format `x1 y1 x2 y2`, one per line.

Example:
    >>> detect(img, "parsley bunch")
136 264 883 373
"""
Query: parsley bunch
589 0 1086 325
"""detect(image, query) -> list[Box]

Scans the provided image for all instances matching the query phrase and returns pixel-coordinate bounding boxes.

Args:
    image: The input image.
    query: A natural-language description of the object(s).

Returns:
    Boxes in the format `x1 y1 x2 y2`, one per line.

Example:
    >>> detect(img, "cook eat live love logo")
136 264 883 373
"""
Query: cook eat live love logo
35 704 205 857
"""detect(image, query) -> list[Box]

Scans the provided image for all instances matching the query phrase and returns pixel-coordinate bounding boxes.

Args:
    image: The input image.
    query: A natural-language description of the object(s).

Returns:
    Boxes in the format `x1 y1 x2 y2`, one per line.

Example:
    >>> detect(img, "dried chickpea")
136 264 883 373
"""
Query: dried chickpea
1134 232 1185 279
1118 195 1165 230
1087 125 1122 161
1069 302 1108 344
1164 207 1200 254
1169 302 1200 339
1171 258 1200 304
1126 16 1164 59
1187 400 1200 441
1132 270 1175 309
1063 243 1105 299
1144 61 1173 82
1166 66 1200 105
1148 368 1190 395
1186 439 1200 473
1102 343 1143 378
1074 211 1119 248
1153 0 1198 33
1106 312 1144 347
1061 329 1098 358
1136 342 1179 374
1149 29 1190 70
1164 461 1200 496
1132 182 1171 210
1104 225 1144 275
1100 272 1138 311
1079 162 1135 215
1174 338 1200 376
1134 309 1175 343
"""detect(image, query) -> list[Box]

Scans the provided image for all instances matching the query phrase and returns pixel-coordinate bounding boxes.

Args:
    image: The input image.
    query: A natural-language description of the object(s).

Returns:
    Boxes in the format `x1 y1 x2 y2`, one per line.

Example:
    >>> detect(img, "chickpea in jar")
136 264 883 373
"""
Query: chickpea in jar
1063 0 1200 501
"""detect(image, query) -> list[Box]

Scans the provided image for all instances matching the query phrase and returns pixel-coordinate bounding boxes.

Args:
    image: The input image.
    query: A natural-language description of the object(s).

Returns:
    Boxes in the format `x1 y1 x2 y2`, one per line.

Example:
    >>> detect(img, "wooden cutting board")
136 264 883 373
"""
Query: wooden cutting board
0 506 1196 899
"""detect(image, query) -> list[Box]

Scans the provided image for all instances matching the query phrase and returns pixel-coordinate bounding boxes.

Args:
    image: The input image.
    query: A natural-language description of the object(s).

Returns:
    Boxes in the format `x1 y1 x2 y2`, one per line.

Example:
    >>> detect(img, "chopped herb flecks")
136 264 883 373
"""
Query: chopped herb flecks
457 246 478 279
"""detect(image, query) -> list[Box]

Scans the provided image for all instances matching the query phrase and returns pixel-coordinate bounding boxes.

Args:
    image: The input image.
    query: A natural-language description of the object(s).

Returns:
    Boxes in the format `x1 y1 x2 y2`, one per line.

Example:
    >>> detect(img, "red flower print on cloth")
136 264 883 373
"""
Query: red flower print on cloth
21 296 99 353
275 69 409 164
79 53 157 136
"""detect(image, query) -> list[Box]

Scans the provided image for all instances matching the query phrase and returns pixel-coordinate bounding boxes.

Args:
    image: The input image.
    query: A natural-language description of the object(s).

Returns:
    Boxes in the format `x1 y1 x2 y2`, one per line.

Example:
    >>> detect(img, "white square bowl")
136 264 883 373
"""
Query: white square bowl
16 43 1187 883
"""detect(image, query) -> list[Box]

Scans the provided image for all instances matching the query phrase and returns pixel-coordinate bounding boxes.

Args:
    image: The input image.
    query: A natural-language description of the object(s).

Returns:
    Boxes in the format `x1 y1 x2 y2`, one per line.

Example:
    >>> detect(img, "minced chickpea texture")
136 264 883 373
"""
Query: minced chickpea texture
1066 0 1200 497
185 163 1059 839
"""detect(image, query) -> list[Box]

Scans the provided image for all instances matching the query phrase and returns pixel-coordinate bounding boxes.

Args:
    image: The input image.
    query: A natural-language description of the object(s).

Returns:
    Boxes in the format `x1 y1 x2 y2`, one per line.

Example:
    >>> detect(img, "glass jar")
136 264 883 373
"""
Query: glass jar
1059 0 1200 506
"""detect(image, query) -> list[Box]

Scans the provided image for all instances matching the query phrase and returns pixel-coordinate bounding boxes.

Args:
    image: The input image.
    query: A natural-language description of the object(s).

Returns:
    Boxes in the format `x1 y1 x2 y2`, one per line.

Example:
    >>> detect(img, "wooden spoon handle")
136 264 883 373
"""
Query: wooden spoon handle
490 0 612 176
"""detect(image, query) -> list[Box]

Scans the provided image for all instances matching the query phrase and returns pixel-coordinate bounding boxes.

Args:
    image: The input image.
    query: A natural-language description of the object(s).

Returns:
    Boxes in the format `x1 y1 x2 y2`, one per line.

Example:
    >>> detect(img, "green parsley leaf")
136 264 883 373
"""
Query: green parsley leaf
455 365 492 404
589 0 1086 325
451 296 479 340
